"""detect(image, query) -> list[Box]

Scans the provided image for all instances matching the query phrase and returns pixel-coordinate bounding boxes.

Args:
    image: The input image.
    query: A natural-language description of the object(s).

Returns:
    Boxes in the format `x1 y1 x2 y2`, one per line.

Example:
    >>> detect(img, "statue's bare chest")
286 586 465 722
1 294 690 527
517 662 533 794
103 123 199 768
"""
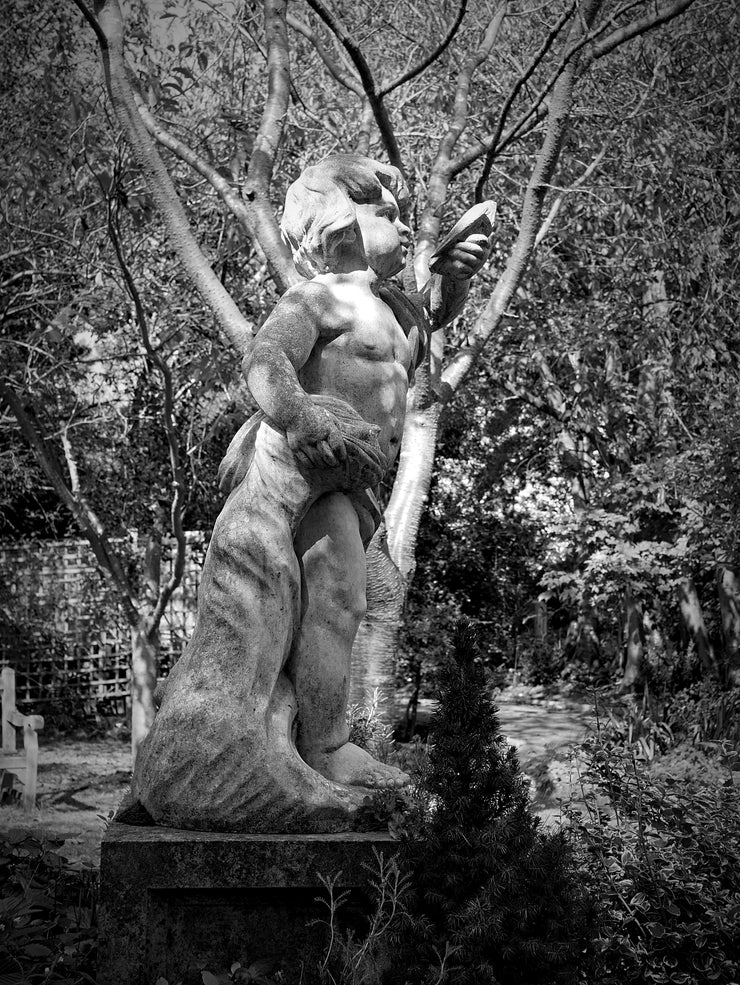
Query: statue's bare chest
315 291 412 368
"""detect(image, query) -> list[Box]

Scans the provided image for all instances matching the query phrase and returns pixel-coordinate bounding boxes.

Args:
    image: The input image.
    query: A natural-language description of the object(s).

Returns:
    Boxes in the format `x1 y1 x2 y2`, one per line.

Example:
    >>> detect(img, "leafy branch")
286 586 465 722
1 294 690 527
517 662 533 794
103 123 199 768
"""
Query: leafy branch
0 382 140 626
104 175 186 635
71 0 256 354
379 0 468 98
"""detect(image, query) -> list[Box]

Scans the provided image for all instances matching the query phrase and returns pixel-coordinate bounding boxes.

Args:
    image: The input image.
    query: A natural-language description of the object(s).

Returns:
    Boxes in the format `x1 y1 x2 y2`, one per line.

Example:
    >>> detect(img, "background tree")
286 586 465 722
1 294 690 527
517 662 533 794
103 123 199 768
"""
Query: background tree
1 2 256 753
3 0 733 740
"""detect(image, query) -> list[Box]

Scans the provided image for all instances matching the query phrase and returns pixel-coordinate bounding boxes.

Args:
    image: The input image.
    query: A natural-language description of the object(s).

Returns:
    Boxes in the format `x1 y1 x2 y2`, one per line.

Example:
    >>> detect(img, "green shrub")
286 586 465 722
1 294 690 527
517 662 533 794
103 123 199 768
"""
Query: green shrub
0 833 98 984
348 689 396 764
570 728 740 985
593 695 675 764
665 682 740 753
516 638 567 686
390 622 598 985
316 852 410 985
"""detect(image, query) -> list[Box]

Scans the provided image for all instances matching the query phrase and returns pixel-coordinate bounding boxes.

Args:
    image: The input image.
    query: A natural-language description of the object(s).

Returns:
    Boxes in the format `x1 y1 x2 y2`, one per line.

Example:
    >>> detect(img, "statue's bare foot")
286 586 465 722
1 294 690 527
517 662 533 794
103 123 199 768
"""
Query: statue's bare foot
306 742 411 790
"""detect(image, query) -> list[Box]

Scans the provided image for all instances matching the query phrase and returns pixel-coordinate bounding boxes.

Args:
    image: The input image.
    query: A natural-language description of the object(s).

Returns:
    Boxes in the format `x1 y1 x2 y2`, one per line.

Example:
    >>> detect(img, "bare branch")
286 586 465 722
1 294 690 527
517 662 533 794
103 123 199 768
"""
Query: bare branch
442 0 603 398
60 427 81 494
105 193 186 629
454 0 697 178
287 11 363 95
355 100 374 156
129 86 247 217
306 0 405 174
535 143 607 246
242 0 300 286
407 2 508 392
415 3 508 285
535 50 661 247
379 0 468 98
585 0 697 65
0 381 140 626
453 5 614 177
475 1 576 202
122 23 299 292
74 0 256 355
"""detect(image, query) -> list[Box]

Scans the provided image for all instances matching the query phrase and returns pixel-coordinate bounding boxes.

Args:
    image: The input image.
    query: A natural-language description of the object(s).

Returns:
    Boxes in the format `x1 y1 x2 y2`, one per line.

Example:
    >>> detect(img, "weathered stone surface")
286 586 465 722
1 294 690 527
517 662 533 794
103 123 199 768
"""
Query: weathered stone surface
124 155 493 834
97 823 398 985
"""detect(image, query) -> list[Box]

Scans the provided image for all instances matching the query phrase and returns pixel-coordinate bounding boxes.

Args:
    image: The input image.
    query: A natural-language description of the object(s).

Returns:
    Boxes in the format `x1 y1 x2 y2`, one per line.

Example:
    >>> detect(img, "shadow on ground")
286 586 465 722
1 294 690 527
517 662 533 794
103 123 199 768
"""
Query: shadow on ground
0 737 131 865
0 700 596 865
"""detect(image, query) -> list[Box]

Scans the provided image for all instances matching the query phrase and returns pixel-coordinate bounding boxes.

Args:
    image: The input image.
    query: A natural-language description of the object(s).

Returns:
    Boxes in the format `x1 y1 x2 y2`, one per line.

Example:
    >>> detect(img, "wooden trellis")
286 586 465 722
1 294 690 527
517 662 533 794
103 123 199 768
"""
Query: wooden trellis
0 534 206 710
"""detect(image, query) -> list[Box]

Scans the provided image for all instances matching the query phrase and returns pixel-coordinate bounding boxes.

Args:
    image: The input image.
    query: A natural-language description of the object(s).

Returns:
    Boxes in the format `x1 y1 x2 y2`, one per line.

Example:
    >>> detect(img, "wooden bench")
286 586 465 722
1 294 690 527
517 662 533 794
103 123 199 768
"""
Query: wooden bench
0 667 44 812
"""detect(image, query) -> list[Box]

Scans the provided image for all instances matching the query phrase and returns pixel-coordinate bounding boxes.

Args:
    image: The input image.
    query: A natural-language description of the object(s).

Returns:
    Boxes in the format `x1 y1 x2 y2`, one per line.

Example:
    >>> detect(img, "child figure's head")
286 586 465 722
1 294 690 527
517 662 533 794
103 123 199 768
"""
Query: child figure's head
281 154 411 279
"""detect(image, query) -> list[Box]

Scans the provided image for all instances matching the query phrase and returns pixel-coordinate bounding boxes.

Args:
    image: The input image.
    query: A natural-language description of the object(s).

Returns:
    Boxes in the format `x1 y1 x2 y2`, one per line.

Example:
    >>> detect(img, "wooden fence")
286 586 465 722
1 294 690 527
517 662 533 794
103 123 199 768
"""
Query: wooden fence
0 534 206 711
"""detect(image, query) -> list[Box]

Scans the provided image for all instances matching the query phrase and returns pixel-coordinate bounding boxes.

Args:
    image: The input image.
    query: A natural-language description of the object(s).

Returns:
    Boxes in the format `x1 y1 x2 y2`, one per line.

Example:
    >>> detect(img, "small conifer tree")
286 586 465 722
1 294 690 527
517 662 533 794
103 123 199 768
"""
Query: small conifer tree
390 622 597 985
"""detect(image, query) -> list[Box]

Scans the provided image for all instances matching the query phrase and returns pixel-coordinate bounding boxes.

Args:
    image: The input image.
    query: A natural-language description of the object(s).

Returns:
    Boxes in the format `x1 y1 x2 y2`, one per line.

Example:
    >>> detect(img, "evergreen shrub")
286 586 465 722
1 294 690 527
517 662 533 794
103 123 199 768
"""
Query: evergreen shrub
390 622 598 985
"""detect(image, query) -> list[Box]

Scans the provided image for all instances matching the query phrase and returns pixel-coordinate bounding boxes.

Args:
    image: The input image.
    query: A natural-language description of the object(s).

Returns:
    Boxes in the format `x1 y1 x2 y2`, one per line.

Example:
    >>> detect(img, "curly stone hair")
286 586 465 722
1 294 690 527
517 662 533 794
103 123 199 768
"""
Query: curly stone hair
280 154 409 278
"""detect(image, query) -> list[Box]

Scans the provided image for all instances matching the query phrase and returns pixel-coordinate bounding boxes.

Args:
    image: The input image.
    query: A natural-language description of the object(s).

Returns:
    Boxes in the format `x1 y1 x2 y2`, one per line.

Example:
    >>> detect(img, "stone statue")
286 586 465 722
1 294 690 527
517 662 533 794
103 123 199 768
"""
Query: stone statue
125 154 492 833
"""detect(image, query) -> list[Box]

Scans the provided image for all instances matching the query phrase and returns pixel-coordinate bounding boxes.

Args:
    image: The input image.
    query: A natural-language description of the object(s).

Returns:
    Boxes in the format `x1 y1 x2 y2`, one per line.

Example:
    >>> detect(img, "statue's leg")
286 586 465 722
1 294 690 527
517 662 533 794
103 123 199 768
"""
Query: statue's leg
288 492 410 790
130 426 368 832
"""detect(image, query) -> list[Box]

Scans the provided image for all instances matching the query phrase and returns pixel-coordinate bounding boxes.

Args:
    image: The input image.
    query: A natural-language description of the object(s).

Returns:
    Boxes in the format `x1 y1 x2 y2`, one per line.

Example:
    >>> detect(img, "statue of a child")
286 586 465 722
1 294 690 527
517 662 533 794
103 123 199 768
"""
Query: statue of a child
128 154 491 832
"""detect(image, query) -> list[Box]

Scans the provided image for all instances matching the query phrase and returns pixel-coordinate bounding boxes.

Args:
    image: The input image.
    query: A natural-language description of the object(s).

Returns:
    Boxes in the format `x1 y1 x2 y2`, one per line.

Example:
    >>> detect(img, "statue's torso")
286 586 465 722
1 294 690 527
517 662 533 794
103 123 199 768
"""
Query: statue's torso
298 280 416 463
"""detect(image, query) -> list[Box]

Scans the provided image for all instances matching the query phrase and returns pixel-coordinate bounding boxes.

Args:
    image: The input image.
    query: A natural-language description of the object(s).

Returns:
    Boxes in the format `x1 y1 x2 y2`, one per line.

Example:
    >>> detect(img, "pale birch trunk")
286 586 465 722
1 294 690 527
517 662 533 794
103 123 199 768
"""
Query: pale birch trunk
717 566 740 683
534 599 548 641
130 625 157 759
349 523 406 718
679 577 719 676
621 586 644 689
352 1 604 699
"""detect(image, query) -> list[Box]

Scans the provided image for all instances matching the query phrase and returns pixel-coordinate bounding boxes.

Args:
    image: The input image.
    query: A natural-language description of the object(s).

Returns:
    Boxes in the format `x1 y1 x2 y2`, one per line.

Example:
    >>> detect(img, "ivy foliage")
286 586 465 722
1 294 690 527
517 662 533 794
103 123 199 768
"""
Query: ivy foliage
0 834 97 985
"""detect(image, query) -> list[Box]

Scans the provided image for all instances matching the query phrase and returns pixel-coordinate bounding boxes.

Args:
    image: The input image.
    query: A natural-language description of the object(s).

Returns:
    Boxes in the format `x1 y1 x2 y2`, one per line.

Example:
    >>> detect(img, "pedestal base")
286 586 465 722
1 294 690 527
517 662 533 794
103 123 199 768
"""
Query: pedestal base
97 823 398 985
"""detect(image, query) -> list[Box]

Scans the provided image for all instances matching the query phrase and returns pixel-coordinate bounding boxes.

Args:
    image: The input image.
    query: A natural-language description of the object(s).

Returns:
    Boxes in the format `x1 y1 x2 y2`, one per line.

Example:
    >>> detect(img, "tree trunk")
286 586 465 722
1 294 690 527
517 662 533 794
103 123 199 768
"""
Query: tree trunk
533 598 548 641
385 402 441 580
349 399 439 718
350 523 406 721
350 1 604 702
717 565 740 683
621 586 644 690
679 576 718 677
130 625 157 760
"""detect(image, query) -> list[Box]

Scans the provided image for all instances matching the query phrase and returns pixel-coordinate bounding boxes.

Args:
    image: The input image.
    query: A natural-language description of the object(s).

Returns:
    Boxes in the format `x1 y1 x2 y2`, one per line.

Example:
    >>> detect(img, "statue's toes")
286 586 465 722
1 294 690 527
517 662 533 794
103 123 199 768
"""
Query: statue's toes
376 769 410 790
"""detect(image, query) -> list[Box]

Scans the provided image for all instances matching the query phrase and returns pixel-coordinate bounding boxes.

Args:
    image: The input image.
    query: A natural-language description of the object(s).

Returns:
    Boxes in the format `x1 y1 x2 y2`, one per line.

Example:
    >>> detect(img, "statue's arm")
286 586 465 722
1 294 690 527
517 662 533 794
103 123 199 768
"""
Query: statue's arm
423 232 491 329
243 286 347 468
424 274 469 330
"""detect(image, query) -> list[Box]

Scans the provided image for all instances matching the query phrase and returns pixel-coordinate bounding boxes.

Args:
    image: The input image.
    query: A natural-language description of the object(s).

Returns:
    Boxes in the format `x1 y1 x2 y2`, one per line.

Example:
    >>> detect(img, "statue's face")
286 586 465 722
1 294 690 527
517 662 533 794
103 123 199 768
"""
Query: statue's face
353 186 411 278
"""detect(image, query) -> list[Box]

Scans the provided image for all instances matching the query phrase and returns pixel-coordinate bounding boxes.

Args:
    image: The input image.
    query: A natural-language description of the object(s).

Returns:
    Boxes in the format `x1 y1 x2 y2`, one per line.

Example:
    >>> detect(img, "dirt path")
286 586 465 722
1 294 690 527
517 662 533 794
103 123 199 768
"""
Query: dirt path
498 700 595 822
0 699 594 866
0 736 131 866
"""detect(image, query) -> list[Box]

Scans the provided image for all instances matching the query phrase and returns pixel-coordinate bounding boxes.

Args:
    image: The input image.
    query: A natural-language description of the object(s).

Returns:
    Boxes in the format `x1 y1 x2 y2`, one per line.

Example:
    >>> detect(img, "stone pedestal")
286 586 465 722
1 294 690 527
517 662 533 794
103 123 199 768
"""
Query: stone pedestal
97 823 398 985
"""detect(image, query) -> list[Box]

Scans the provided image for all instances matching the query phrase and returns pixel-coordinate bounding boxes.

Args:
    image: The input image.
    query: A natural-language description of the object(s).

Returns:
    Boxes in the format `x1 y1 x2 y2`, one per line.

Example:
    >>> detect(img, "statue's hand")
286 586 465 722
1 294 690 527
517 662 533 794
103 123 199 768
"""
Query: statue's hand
432 232 491 281
287 407 347 469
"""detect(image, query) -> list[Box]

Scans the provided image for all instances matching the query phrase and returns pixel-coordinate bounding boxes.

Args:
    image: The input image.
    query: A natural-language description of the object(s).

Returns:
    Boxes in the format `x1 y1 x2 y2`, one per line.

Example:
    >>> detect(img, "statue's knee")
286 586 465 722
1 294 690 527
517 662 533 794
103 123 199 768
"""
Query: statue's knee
303 546 366 624
334 588 366 626
346 586 367 624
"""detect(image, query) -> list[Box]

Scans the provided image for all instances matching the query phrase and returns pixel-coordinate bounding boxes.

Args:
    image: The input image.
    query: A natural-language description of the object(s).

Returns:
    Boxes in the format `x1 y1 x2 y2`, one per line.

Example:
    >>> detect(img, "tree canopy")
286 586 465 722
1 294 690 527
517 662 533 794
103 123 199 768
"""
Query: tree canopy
2 0 738 716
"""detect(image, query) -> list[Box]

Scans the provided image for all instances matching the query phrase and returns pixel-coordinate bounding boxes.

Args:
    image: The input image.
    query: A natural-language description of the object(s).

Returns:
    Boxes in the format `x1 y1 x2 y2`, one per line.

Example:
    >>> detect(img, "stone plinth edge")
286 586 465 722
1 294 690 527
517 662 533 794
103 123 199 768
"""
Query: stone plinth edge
97 823 398 985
